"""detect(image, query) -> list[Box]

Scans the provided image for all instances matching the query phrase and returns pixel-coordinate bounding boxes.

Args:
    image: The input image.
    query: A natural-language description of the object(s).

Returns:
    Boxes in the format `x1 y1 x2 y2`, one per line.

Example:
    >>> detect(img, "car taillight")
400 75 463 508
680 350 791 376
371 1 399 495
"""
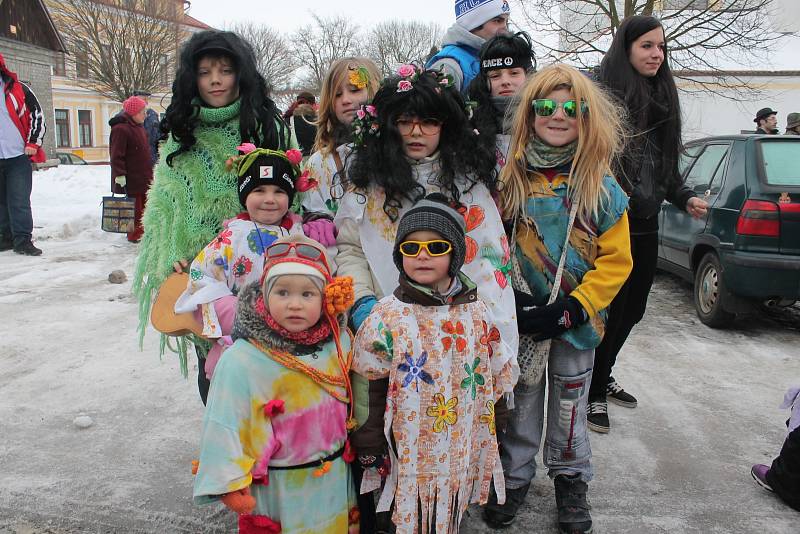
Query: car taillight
736 200 780 237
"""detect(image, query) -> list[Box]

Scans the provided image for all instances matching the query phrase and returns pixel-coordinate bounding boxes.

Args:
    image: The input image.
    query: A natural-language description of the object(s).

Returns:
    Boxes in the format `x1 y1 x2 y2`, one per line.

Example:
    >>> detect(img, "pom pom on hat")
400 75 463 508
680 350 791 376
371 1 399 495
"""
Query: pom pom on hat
123 96 147 116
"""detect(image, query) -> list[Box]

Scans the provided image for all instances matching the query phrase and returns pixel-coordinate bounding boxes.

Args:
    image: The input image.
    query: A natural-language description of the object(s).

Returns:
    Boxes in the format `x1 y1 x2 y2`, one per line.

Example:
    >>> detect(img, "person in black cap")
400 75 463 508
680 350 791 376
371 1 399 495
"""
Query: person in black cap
755 107 779 134
131 89 161 164
468 31 536 166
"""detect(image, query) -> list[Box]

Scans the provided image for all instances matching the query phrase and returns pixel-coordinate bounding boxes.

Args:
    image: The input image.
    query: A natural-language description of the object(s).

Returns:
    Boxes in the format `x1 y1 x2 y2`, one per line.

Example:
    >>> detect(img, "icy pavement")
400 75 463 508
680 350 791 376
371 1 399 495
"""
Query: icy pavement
1 166 797 532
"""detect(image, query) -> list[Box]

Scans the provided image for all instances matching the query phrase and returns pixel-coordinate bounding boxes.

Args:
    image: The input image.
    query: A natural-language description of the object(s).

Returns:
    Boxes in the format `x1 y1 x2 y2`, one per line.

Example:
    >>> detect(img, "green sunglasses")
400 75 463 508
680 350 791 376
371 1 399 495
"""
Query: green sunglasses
532 99 589 118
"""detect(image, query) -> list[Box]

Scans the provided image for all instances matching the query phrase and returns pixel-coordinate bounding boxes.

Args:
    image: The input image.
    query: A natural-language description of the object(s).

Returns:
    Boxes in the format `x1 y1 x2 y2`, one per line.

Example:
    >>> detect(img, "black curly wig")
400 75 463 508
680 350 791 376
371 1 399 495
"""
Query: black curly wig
468 32 536 154
160 30 288 166
343 70 496 221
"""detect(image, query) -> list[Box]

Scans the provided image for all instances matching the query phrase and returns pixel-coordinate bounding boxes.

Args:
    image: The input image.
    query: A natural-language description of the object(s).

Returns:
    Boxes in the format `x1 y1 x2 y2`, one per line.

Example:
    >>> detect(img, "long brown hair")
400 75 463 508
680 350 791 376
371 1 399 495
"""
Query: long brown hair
500 64 625 228
313 57 381 156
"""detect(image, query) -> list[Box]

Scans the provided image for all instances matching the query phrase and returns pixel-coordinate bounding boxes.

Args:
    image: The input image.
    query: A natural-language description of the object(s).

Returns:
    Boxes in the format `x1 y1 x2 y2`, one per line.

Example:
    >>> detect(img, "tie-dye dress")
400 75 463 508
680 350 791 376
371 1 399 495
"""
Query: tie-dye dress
193 334 358 533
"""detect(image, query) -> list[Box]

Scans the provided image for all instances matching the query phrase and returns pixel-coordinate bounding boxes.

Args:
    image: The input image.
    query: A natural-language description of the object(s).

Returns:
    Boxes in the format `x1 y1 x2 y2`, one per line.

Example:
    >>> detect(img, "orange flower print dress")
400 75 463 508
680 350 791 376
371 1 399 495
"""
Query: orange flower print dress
353 296 515 534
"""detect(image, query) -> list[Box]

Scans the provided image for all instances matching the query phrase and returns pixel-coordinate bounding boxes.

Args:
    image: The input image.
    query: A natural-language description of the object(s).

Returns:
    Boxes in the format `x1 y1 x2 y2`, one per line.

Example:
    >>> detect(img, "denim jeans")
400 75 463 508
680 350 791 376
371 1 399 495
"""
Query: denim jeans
0 154 34 245
499 339 594 488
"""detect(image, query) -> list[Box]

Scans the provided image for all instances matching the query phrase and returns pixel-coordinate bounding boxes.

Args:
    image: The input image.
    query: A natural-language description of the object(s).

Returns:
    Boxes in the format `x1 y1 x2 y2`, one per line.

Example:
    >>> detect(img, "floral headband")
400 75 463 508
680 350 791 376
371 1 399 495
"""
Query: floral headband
395 64 455 93
226 144 314 193
351 104 379 147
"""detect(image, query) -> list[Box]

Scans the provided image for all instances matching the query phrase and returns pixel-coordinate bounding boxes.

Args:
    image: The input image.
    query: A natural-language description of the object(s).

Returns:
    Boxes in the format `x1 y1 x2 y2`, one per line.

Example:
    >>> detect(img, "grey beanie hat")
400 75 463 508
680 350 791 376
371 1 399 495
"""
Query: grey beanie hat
393 193 467 278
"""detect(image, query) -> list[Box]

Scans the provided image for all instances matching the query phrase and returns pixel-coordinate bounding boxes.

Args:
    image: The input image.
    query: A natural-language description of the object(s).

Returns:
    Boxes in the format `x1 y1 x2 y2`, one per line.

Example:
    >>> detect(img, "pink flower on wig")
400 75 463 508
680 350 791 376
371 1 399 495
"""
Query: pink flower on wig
397 64 416 78
284 148 303 166
356 108 366 120
295 169 318 192
365 105 376 115
397 80 412 93
236 142 257 154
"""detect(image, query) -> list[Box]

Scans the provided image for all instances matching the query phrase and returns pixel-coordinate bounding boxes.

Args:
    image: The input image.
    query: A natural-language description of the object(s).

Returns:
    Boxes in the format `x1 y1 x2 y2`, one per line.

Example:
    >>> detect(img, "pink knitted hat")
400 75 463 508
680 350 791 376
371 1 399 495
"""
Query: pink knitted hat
122 96 147 116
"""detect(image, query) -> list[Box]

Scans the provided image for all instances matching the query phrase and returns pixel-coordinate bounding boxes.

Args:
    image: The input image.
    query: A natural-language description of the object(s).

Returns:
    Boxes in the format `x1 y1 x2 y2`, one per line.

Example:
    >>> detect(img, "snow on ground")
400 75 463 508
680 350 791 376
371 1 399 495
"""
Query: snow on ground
1 165 798 533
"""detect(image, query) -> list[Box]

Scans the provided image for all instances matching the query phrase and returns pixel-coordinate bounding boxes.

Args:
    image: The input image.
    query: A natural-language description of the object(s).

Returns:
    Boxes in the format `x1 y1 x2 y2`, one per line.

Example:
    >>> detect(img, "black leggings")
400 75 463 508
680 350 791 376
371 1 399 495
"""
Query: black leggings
196 348 210 405
588 231 659 401
767 426 800 511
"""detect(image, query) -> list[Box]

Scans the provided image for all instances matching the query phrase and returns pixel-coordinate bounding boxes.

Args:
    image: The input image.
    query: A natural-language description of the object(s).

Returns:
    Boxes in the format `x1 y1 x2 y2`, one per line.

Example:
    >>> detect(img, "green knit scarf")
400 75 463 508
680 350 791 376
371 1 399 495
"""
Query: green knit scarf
524 137 577 169
133 100 245 376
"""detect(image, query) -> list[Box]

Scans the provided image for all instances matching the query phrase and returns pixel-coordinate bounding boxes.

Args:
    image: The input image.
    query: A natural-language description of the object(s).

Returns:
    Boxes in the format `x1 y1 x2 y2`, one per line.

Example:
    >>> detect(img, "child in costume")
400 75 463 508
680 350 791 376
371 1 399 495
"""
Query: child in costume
467 32 536 169
351 195 515 533
300 57 381 222
193 234 359 533
131 30 295 403
483 64 633 534
174 146 307 380
335 65 519 372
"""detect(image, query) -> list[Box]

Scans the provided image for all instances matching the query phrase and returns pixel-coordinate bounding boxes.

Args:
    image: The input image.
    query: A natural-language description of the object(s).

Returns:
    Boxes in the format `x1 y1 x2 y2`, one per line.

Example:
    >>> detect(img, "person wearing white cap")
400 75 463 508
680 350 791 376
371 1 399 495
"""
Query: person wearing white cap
426 0 511 93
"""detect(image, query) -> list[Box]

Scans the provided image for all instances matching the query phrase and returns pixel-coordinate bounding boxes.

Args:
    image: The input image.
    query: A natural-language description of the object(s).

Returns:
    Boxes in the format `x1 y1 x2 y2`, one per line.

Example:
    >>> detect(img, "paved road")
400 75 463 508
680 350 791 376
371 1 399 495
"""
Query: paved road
1 237 798 533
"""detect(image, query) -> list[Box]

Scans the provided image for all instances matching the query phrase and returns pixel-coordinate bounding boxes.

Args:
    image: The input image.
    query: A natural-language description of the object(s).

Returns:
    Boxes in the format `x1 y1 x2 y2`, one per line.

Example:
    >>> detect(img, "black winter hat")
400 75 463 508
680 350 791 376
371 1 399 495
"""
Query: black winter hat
393 193 467 278
755 107 778 123
236 149 298 207
479 32 536 73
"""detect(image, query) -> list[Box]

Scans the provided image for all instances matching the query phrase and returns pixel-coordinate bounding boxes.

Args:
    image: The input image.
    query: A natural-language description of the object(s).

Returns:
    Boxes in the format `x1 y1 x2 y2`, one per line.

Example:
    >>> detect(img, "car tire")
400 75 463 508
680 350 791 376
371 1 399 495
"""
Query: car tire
694 252 735 328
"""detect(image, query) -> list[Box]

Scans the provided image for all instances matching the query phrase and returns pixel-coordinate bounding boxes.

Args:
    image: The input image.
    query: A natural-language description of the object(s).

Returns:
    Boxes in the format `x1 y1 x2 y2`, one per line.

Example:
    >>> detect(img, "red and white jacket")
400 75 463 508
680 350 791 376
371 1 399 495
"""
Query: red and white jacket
0 54 45 163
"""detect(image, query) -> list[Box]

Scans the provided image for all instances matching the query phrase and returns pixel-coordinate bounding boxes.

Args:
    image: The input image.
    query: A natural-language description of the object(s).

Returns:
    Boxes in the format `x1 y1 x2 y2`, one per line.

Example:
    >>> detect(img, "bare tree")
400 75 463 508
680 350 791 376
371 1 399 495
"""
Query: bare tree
365 20 444 77
293 13 362 92
512 0 785 95
226 22 297 92
47 0 180 102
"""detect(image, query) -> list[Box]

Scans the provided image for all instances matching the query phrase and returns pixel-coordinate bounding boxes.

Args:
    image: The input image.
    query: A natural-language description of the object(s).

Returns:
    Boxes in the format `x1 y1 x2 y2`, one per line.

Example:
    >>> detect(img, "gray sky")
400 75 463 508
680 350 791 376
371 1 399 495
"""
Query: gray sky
187 0 456 32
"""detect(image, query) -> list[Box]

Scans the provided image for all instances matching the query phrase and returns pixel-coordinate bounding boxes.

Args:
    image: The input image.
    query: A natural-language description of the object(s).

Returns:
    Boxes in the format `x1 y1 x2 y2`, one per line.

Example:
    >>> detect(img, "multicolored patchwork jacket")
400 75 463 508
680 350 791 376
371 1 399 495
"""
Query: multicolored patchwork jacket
351 273 514 534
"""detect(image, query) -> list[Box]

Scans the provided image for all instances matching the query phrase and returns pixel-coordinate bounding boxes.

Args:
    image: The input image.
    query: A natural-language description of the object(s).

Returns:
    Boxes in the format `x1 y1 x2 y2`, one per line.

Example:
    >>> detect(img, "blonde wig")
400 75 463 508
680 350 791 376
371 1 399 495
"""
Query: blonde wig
499 63 625 228
313 57 381 156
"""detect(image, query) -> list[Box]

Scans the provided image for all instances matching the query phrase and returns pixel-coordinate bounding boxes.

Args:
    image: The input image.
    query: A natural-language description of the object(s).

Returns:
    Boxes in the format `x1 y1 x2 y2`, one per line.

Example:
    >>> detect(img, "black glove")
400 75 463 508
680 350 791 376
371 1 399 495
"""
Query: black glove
514 289 542 310
517 296 588 341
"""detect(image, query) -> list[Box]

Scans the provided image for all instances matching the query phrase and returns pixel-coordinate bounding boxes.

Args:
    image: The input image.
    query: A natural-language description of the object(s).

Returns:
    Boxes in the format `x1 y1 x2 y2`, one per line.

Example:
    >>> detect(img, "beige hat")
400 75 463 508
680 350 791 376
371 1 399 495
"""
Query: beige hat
787 112 800 130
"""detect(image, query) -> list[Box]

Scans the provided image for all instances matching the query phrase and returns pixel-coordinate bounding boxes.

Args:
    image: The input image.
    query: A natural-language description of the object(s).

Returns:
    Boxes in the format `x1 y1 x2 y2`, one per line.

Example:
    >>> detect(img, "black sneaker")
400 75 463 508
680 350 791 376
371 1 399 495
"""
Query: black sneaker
482 482 531 529
13 241 42 256
607 377 637 408
587 401 609 434
0 234 12 251
554 474 593 534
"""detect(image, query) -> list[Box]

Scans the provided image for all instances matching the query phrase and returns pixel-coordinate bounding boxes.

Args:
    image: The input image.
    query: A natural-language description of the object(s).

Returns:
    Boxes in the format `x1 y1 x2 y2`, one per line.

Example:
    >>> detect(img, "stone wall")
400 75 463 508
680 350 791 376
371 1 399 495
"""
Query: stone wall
0 38 56 158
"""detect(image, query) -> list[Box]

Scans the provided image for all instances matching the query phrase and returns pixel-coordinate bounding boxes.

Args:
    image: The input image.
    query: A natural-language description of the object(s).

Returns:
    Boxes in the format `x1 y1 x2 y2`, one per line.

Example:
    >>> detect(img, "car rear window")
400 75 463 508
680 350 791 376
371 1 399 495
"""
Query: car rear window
760 141 800 186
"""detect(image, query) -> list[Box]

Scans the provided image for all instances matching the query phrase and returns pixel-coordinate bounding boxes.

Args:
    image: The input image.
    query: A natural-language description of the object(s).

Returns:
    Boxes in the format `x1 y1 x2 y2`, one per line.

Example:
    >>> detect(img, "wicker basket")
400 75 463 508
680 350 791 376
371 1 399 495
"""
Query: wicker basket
101 193 135 233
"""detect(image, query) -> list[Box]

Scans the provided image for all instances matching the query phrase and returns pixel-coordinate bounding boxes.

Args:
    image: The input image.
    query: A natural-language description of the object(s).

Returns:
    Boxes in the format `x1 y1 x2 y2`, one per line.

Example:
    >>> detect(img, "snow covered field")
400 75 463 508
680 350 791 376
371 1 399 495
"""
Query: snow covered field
1 165 798 533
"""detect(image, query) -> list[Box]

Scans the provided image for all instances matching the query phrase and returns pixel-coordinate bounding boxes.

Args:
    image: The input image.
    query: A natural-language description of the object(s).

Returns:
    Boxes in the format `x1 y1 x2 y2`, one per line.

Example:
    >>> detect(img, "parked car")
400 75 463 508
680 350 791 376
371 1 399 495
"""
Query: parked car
57 152 88 165
657 135 800 327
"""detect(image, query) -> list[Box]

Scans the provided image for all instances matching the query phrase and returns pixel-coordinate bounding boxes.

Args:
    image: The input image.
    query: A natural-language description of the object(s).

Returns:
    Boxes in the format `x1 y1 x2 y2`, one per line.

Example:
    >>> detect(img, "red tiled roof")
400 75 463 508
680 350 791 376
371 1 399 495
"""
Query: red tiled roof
183 13 213 30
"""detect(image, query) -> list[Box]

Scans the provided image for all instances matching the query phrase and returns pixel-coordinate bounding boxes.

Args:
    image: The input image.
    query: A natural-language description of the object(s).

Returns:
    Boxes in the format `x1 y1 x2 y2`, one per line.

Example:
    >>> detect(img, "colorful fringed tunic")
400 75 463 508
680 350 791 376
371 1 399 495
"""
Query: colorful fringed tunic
352 274 515 534
193 282 358 533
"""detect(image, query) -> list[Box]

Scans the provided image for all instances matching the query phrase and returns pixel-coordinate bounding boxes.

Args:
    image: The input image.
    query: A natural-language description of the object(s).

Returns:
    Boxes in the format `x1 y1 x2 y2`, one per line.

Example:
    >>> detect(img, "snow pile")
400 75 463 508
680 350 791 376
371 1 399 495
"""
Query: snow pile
32 164 113 241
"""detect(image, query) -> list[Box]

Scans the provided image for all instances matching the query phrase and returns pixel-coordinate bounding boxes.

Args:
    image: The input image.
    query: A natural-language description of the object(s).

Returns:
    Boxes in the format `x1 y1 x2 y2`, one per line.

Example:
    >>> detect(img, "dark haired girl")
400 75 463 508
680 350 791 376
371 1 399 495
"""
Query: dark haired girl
468 32 535 166
336 66 520 532
132 30 294 404
588 16 708 432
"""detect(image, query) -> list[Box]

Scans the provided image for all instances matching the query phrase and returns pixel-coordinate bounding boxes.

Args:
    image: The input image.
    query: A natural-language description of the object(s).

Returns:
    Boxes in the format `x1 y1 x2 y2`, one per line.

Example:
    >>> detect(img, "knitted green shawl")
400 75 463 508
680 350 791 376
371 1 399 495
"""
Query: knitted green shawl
133 100 245 375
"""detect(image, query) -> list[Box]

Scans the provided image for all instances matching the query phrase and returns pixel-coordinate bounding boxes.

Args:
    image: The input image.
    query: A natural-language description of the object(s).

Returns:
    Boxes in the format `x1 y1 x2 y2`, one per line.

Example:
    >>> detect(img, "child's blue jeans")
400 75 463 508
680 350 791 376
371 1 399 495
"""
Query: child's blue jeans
499 339 594 488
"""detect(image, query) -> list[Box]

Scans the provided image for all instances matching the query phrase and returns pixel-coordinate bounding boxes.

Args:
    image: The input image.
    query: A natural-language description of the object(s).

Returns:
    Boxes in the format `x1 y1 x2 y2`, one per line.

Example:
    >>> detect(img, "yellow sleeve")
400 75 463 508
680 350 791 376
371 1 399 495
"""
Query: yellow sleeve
570 212 633 317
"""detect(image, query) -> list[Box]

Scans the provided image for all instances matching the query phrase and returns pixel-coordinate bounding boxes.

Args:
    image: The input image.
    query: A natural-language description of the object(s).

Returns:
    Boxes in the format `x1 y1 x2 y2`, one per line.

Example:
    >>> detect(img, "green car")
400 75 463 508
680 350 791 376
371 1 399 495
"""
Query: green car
657 135 800 327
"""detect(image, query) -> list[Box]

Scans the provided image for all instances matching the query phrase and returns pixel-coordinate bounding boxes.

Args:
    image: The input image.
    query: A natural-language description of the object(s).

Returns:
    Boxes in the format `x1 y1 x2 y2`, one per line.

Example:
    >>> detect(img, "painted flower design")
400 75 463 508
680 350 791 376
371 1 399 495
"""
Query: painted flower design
295 169 318 193
481 235 512 288
213 254 229 272
460 356 485 400
247 227 278 254
397 80 412 92
232 255 253 278
457 205 485 263
441 320 467 352
371 321 395 361
211 229 233 250
479 400 496 435
190 268 203 281
426 393 458 433
397 351 434 391
480 320 501 359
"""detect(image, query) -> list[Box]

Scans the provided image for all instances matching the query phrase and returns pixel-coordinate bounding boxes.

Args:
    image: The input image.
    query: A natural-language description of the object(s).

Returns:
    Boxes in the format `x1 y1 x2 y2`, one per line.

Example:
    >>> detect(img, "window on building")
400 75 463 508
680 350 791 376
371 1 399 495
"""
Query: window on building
78 110 93 147
55 109 71 148
159 54 169 86
54 53 66 76
75 40 89 79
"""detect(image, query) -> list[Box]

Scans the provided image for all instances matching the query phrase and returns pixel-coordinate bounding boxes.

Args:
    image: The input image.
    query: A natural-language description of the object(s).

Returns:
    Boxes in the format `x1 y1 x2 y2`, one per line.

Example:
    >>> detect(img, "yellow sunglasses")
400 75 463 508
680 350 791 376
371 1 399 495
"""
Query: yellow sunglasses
398 240 452 257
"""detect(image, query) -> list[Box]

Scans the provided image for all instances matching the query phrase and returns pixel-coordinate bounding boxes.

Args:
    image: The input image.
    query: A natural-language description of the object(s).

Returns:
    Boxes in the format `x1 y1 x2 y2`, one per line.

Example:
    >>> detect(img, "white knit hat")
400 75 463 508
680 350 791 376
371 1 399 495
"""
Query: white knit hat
455 0 510 31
